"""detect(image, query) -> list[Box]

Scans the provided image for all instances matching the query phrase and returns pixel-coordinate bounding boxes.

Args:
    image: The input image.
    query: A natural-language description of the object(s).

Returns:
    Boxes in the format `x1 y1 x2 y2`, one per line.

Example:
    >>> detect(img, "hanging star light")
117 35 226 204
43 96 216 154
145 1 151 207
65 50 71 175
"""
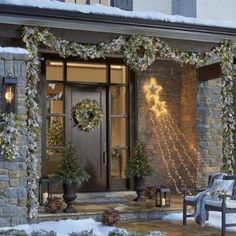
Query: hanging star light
143 78 167 118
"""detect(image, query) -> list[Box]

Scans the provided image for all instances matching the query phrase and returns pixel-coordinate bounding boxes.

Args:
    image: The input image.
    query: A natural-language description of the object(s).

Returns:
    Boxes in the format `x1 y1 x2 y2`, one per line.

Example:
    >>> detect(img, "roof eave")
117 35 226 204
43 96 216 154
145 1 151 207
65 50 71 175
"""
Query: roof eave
0 4 236 43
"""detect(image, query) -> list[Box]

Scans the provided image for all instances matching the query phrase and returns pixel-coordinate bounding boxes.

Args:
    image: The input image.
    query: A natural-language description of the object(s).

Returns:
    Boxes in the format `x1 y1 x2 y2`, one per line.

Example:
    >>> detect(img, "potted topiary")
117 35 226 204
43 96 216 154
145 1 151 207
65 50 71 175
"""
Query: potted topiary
127 141 154 202
56 144 90 213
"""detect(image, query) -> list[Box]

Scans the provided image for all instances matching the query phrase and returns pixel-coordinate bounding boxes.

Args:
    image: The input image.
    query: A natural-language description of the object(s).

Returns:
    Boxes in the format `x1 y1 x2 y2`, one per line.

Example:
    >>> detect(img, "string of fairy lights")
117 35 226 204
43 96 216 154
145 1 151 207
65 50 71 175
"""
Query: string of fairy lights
143 77 203 192
160 116 198 187
167 116 205 168
149 114 182 194
155 117 186 189
165 116 197 170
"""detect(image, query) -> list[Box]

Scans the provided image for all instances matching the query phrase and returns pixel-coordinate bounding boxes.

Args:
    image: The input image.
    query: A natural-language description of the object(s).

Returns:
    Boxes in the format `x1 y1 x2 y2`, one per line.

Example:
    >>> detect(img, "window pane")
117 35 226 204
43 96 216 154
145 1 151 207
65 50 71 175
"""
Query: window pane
111 65 127 84
47 116 64 148
47 83 64 114
111 118 127 147
111 86 127 115
111 149 127 179
46 149 64 175
67 63 106 83
46 61 64 81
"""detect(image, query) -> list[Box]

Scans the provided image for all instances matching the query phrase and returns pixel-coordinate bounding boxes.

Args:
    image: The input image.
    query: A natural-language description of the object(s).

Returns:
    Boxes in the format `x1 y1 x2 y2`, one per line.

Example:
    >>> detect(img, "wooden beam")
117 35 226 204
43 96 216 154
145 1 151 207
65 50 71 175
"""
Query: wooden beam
198 62 221 81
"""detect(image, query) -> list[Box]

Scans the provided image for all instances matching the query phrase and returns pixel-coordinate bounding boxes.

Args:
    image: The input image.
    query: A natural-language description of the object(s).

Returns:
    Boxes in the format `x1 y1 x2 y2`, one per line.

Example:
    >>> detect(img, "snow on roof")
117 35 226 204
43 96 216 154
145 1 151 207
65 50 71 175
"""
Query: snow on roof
1 0 236 30
0 46 28 54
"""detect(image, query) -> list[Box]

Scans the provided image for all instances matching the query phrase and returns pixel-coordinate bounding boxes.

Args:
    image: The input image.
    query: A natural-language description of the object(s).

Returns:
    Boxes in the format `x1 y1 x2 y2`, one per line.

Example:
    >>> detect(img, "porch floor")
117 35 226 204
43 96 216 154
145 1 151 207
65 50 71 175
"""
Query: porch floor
117 220 236 236
35 191 182 223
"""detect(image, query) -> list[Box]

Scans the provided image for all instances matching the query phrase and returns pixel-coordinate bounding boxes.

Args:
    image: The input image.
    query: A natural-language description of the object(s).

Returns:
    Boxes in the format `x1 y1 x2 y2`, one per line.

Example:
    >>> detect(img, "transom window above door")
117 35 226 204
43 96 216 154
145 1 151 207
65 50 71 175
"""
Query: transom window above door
67 63 106 83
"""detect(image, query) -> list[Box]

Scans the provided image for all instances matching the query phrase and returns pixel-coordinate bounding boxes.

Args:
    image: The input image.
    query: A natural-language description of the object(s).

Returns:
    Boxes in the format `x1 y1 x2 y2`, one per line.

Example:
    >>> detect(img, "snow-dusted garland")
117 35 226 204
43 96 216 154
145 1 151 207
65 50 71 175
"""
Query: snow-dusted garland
0 113 21 161
22 26 235 218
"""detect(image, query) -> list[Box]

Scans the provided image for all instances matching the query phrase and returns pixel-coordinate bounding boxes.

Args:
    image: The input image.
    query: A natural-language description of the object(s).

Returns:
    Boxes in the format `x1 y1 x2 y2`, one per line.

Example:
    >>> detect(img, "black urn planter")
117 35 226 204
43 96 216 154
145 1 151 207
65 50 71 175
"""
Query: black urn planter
63 183 77 213
134 176 146 202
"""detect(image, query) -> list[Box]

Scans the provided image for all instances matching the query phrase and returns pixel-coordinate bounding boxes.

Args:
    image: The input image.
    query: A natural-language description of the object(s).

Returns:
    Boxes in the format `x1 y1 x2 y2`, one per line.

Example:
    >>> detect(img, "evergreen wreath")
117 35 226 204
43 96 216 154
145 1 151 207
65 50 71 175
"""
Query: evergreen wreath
73 98 103 132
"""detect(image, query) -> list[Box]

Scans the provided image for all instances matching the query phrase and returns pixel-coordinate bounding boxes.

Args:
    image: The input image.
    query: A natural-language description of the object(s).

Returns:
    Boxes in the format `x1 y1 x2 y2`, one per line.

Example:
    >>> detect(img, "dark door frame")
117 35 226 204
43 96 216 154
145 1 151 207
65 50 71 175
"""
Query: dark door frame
40 54 136 191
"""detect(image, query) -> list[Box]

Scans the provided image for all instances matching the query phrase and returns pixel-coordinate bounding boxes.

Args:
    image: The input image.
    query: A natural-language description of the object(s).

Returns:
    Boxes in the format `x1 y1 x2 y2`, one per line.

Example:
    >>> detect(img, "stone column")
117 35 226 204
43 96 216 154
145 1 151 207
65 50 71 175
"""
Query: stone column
197 78 223 187
0 51 28 227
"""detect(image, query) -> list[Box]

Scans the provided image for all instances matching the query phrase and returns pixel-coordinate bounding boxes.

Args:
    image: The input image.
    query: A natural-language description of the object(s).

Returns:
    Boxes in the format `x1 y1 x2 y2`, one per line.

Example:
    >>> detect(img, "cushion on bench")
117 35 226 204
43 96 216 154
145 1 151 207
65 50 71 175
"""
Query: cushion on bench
205 199 236 209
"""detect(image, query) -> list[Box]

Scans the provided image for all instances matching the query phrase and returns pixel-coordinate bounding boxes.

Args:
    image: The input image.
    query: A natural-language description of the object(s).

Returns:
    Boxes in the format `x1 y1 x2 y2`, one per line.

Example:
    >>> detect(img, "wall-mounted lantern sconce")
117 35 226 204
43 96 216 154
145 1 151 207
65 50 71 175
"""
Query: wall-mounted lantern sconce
3 76 17 113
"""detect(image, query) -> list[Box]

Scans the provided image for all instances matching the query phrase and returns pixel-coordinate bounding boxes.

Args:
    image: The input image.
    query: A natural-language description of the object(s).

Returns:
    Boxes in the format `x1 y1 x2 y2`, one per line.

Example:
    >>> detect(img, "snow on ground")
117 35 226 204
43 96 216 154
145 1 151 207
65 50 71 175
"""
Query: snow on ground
1 0 236 30
1 218 120 236
163 212 236 232
0 46 28 54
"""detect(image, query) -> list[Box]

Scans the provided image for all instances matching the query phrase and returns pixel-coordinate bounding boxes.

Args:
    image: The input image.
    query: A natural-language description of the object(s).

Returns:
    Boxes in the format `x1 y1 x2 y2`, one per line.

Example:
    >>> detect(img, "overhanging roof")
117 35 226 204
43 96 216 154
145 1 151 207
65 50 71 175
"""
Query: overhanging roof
1 4 236 43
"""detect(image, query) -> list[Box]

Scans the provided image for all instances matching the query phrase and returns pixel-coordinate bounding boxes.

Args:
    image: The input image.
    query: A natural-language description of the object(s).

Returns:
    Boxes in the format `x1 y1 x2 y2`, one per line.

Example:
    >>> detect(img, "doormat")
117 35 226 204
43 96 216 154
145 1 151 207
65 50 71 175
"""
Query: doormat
75 197 129 205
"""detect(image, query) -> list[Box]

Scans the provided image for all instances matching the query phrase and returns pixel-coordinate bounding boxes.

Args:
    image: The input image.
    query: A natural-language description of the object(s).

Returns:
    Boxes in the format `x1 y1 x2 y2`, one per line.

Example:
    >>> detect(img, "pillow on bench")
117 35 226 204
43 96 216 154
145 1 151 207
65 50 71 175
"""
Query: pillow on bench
210 179 235 201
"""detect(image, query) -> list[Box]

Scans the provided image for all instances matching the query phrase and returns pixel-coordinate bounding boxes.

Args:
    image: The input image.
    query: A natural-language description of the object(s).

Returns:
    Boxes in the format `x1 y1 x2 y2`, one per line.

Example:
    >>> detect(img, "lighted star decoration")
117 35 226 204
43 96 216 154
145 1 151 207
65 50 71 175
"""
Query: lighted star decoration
143 78 167 118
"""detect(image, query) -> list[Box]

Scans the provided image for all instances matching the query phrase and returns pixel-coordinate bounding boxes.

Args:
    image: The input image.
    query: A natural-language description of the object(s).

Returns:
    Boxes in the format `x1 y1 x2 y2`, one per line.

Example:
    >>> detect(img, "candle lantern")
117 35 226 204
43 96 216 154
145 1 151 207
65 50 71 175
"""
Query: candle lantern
156 186 171 207
3 76 17 113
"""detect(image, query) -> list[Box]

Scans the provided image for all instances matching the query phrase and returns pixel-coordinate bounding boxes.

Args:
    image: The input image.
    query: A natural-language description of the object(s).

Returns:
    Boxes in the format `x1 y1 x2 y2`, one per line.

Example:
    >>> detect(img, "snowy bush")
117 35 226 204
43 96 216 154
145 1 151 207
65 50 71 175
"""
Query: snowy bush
69 230 96 236
31 230 57 236
0 229 27 236
0 229 57 236
108 229 134 236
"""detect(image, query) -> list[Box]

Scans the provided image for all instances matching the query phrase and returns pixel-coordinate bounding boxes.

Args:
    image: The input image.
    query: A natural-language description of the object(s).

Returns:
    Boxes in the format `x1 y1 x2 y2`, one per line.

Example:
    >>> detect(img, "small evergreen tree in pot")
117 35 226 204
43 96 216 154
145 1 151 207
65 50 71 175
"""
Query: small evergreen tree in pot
56 144 90 213
127 141 154 202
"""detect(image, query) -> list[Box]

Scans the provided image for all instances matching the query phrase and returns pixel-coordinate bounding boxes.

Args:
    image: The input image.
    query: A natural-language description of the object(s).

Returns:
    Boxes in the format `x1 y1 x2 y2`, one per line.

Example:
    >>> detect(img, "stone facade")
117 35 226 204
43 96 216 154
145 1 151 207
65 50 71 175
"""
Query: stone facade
197 78 223 186
0 52 28 227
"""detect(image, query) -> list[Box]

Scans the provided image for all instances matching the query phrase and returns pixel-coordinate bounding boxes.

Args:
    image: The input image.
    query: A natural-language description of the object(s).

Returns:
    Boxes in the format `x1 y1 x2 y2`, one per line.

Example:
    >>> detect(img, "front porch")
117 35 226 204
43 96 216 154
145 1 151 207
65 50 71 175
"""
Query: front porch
35 192 182 223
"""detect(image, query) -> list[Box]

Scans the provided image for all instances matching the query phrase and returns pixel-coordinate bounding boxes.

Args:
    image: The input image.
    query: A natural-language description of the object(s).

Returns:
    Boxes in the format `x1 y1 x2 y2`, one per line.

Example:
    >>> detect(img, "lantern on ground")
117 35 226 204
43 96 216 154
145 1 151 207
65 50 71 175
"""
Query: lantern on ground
156 186 171 207
3 76 17 113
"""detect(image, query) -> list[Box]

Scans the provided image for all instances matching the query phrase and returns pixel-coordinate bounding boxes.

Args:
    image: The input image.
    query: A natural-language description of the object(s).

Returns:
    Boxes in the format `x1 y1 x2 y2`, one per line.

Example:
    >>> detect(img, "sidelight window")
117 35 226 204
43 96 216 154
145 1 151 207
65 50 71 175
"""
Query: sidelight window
110 64 129 180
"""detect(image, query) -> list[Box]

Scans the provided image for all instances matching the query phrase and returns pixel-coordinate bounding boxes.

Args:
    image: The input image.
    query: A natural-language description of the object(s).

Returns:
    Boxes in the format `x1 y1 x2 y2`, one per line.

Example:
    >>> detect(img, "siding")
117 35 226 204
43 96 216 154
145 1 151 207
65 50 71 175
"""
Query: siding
133 0 172 14
197 0 236 21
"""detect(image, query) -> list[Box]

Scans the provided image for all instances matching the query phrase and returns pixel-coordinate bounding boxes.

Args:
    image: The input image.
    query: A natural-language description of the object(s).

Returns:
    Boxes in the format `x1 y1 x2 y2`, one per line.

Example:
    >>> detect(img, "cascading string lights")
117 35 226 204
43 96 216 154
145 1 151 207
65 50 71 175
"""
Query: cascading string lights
155 116 186 189
149 114 182 194
167 115 205 168
159 116 197 187
143 77 203 192
165 115 198 169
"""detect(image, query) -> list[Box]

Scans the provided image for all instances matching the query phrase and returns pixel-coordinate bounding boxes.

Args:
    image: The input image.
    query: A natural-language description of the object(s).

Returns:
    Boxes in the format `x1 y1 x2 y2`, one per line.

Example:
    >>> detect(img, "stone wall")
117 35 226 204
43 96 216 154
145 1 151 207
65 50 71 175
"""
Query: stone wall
197 78 223 186
234 76 236 173
137 60 198 191
0 51 28 227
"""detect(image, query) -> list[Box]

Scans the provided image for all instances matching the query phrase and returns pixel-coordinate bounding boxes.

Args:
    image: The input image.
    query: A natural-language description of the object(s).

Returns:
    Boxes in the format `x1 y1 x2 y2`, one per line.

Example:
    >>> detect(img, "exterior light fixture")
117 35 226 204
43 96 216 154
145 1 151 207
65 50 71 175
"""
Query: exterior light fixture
156 186 171 207
3 76 17 113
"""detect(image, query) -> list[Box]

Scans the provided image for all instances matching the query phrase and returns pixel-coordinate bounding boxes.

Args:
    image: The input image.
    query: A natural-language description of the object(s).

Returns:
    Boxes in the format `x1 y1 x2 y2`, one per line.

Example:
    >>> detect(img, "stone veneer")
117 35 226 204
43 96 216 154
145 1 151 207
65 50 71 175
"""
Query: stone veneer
197 78 223 186
137 60 222 190
0 51 28 227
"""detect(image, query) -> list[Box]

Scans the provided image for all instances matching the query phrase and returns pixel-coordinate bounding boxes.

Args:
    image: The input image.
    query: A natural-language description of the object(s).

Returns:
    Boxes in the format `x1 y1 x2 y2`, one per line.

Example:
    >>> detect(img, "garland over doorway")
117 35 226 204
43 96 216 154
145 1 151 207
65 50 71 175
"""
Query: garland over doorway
22 26 235 218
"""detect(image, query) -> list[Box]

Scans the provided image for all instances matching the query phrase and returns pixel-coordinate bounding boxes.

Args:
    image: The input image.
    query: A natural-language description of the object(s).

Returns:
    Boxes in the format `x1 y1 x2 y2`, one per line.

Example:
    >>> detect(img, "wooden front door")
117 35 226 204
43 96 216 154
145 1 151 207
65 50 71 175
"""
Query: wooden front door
66 86 107 191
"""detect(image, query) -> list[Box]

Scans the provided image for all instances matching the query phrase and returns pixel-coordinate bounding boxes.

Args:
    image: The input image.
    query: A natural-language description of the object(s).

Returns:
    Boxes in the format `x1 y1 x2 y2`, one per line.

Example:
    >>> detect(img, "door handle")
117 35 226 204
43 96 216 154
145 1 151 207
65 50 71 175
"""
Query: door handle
103 142 107 165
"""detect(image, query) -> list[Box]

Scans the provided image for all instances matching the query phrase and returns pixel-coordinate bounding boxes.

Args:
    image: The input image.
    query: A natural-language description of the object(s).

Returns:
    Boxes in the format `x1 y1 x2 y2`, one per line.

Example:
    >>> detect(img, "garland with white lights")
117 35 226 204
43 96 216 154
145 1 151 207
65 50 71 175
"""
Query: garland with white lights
0 113 21 161
22 26 235 218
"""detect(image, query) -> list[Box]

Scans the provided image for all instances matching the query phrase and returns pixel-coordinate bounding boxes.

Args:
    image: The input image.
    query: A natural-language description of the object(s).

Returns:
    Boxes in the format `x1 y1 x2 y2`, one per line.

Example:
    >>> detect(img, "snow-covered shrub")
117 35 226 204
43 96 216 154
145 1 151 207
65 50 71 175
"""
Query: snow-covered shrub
0 229 27 236
69 230 96 236
31 230 57 236
108 229 134 236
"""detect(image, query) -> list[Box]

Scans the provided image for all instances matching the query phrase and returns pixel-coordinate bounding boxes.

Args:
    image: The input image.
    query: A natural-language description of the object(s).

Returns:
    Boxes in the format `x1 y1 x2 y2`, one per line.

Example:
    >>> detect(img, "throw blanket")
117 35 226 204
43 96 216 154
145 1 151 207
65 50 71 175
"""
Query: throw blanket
194 173 226 225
